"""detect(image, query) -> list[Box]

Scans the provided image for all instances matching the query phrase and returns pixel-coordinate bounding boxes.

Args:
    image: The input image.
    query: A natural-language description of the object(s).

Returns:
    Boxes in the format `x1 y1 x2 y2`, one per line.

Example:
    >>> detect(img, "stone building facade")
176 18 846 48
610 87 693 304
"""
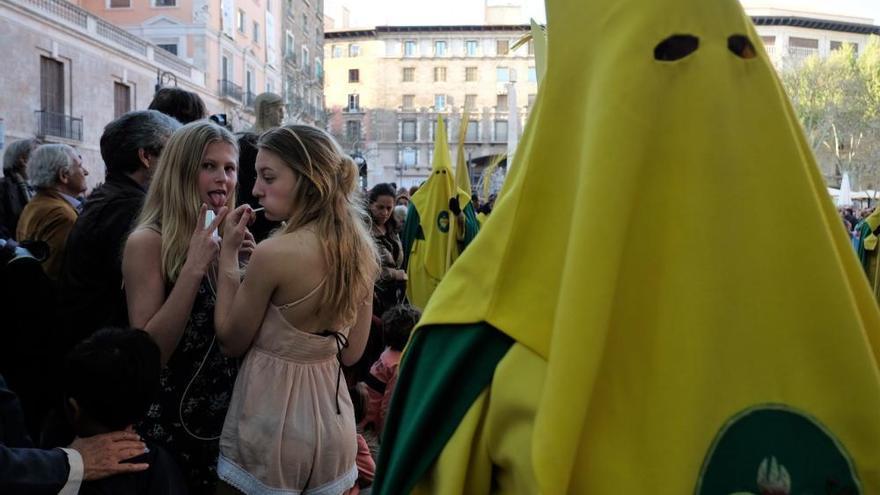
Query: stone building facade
324 24 538 188
0 0 218 187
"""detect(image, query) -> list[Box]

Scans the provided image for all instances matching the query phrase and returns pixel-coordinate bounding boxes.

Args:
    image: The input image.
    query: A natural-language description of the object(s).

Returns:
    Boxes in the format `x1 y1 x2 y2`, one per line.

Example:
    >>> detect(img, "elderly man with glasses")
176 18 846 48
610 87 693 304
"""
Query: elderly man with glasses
16 144 88 280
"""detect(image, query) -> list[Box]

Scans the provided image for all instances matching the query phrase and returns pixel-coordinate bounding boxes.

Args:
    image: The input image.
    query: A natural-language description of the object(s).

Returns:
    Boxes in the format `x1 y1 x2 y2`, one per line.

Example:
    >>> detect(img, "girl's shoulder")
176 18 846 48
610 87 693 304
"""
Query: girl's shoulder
254 229 322 264
126 225 162 249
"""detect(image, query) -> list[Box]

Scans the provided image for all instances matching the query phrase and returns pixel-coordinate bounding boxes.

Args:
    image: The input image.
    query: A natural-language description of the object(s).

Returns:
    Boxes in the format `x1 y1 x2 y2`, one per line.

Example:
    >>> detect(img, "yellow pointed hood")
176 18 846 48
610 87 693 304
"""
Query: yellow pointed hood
416 0 880 491
406 115 472 308
455 113 472 197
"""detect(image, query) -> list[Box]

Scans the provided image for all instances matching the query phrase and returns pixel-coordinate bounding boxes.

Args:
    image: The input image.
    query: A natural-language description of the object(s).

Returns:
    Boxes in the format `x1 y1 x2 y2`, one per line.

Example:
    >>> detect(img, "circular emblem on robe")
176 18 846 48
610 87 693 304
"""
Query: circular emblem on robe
437 211 450 233
696 405 860 495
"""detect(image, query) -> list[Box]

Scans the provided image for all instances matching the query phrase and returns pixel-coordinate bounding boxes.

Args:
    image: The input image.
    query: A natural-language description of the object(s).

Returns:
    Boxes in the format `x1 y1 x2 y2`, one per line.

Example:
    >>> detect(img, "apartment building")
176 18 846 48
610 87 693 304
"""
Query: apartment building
280 0 326 125
0 0 219 186
73 0 287 128
324 25 538 188
750 8 880 67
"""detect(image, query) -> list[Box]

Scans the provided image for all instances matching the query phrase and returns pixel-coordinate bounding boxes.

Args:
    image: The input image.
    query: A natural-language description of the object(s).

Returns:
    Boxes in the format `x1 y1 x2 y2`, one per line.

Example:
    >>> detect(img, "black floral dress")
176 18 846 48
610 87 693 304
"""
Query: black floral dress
139 276 239 495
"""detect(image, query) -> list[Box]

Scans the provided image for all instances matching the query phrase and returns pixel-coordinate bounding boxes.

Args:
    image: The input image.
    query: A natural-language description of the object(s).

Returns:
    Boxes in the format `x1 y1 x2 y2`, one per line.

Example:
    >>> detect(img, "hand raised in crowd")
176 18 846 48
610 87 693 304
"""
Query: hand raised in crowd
70 430 149 481
220 204 254 256
183 204 227 277
448 196 462 216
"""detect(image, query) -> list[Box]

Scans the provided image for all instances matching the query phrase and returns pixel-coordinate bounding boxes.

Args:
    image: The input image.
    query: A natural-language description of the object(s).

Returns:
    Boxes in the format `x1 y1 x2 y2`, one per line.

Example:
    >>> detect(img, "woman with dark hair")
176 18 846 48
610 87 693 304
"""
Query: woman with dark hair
148 87 208 124
368 183 407 317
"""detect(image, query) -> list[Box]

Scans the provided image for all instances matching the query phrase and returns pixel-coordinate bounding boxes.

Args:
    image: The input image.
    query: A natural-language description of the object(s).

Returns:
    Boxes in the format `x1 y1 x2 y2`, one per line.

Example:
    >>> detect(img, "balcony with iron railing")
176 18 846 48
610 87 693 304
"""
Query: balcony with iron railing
219 79 243 101
786 46 819 61
15 0 201 82
34 110 83 141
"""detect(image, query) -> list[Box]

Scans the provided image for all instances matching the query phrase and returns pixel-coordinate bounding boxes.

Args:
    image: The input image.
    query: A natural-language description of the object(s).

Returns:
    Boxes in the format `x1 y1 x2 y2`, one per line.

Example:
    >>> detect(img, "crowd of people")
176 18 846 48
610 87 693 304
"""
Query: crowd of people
0 87 440 494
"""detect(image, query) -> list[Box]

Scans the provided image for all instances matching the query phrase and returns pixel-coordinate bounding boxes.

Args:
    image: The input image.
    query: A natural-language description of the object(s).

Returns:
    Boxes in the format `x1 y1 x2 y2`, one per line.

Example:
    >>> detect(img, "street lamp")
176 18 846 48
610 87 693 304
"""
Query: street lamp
155 69 178 94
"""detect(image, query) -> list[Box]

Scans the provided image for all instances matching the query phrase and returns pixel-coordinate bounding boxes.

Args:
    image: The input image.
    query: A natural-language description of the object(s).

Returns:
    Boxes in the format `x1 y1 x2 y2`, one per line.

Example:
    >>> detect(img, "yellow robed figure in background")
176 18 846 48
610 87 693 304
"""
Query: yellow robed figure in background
401 116 479 309
374 0 880 492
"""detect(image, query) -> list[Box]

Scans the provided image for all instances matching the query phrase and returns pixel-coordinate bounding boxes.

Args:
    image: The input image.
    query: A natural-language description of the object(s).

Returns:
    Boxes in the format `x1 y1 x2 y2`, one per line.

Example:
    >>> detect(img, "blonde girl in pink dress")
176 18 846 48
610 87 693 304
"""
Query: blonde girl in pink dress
213 125 379 495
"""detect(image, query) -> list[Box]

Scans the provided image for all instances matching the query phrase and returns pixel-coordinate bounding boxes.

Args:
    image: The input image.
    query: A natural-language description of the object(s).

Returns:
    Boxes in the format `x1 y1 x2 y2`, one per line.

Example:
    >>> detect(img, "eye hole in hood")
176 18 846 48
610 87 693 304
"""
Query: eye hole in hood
728 35 757 59
654 34 699 62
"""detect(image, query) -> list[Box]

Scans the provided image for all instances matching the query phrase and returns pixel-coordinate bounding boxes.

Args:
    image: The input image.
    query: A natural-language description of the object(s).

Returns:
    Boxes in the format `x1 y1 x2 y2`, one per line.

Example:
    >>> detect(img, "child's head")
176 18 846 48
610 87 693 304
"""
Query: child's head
63 328 161 435
381 305 421 351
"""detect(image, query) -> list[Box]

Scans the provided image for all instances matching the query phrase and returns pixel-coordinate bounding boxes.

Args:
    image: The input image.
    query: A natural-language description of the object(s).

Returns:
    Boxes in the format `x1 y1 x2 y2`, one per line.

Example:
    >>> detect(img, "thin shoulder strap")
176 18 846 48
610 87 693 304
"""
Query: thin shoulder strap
277 277 327 311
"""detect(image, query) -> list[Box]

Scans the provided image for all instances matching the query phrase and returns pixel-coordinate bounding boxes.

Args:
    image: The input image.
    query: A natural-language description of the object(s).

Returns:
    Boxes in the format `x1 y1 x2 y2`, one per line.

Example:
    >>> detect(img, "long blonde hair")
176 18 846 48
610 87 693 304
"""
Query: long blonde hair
258 125 379 326
136 121 238 283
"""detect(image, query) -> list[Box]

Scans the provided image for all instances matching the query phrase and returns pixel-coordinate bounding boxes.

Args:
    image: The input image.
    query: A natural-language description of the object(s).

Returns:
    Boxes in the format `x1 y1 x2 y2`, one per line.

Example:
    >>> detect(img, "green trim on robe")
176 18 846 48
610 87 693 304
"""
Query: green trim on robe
460 203 479 249
374 323 513 495
401 202 423 271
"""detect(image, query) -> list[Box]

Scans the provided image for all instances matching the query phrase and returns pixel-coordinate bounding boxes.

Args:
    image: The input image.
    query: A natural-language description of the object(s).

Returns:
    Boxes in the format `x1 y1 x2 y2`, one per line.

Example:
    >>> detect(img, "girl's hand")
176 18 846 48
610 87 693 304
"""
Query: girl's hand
239 229 256 265
221 204 253 254
183 204 227 277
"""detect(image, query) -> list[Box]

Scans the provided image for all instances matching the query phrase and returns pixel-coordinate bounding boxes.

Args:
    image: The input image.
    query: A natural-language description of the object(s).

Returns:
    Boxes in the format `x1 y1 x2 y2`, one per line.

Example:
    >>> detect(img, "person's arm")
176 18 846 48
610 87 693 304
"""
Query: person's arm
123 205 227 365
342 293 374 366
0 444 70 494
215 244 275 357
215 206 272 357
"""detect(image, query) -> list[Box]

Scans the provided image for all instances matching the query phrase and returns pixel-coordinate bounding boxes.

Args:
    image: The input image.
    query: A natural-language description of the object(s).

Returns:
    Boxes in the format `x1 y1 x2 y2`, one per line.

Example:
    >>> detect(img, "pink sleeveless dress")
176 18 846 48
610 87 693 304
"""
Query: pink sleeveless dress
218 284 358 494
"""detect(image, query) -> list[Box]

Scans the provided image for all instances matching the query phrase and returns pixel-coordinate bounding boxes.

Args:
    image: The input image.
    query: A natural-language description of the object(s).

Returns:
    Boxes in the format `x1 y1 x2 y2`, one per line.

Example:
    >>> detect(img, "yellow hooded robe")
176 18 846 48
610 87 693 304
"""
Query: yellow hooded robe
402 116 479 309
375 0 880 493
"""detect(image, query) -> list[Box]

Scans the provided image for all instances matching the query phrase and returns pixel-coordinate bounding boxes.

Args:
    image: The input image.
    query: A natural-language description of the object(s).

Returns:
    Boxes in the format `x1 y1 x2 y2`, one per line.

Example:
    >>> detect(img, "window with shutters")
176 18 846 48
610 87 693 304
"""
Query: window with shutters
404 40 417 57
465 67 478 82
402 95 415 110
402 67 415 82
114 82 131 118
401 147 417 166
465 40 478 56
496 94 508 111
496 40 509 55
466 120 479 141
347 94 360 111
41 56 64 115
433 67 447 82
494 120 508 141
401 120 417 142
346 120 361 141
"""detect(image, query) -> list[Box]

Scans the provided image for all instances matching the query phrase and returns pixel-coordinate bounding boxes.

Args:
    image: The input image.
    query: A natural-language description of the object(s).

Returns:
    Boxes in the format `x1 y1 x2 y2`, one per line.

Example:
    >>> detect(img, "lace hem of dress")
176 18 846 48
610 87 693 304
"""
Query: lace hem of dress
218 455 358 495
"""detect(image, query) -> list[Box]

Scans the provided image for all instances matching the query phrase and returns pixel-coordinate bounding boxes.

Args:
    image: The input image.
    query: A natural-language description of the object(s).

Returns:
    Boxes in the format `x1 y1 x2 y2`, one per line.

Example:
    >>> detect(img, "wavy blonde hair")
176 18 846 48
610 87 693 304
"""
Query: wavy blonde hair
258 125 379 327
136 121 238 283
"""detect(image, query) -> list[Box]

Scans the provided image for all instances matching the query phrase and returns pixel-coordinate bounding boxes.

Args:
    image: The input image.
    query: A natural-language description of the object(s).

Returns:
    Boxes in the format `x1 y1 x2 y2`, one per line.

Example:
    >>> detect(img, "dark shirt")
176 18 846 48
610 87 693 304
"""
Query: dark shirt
0 176 31 239
0 241 64 439
79 443 187 495
58 173 147 344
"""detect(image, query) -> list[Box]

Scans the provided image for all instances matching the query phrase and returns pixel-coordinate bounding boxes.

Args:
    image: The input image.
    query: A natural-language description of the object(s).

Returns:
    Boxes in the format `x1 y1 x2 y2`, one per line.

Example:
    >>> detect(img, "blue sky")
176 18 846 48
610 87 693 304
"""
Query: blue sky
326 0 880 27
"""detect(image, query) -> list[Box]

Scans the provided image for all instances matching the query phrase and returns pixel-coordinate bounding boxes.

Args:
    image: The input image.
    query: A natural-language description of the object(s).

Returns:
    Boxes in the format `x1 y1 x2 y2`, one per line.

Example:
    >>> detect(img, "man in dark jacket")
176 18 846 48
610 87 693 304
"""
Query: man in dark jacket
58 111 180 346
0 138 38 239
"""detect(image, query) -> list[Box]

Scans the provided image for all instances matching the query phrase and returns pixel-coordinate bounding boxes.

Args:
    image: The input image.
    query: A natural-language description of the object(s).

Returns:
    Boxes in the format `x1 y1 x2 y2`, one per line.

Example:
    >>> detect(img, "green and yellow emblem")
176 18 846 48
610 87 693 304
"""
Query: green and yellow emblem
697 406 860 495
436 211 450 233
